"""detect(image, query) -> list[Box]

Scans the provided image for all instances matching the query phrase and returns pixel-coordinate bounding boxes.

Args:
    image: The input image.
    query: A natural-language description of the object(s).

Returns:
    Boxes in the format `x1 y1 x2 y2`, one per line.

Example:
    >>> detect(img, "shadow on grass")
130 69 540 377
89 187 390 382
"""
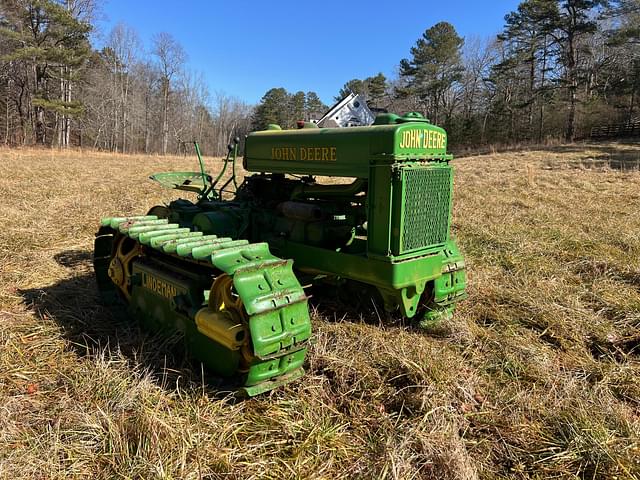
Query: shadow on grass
307 282 407 328
20 249 242 398
20 248 431 399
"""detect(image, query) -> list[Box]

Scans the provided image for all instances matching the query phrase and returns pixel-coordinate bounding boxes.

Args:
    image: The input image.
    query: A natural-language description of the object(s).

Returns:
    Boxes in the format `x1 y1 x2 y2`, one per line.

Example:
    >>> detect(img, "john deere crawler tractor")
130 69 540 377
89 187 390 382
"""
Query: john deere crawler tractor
93 112 467 395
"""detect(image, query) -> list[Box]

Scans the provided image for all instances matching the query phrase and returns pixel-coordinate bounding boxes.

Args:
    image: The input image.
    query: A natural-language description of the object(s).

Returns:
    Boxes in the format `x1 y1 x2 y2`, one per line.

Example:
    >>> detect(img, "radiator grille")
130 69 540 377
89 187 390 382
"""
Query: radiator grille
401 167 451 252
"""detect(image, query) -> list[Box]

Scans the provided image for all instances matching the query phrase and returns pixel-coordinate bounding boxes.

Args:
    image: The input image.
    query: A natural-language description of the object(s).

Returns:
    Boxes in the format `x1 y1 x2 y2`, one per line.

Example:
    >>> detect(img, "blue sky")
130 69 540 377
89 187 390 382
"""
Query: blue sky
97 0 521 105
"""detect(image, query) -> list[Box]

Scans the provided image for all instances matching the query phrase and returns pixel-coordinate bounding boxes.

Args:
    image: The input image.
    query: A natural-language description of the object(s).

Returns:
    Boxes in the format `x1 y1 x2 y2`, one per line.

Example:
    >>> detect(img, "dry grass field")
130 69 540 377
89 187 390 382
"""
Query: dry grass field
1 143 640 479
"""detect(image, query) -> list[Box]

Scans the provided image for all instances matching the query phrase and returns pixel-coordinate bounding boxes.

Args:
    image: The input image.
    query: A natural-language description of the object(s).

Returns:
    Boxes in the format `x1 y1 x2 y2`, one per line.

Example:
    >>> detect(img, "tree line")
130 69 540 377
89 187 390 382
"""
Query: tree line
2 0 639 153
255 0 640 145
0 0 252 155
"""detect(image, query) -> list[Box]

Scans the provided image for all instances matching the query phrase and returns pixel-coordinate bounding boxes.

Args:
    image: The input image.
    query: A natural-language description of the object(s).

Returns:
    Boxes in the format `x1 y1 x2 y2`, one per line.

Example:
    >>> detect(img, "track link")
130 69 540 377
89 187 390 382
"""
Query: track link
94 215 312 396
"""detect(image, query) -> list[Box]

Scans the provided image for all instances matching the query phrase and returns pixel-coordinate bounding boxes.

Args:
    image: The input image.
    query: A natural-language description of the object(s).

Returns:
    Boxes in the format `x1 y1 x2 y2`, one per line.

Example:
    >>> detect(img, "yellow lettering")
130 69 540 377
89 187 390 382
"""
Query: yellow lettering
143 273 178 300
395 129 447 151
291 146 338 160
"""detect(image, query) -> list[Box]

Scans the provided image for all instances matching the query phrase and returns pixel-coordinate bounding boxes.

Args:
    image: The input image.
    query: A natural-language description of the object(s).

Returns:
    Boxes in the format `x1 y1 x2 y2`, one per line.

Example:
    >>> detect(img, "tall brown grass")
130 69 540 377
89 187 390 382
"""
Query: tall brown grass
0 143 639 479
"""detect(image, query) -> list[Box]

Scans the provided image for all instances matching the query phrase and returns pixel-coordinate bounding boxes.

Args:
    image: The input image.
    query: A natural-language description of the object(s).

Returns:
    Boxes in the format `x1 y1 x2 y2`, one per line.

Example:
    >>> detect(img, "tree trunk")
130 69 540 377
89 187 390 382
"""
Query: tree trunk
567 81 577 142
144 89 151 153
122 72 129 153
565 7 578 142
63 68 71 147
58 68 63 147
16 82 26 145
162 79 169 155
538 36 548 143
528 46 536 139
481 109 489 144
4 87 9 145
55 111 60 147
35 65 47 145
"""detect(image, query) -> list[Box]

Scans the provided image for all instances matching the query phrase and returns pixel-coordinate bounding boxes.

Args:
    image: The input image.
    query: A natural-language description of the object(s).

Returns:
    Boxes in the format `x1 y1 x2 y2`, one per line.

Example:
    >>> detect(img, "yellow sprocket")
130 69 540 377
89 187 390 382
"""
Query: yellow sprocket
108 236 141 300
209 274 253 366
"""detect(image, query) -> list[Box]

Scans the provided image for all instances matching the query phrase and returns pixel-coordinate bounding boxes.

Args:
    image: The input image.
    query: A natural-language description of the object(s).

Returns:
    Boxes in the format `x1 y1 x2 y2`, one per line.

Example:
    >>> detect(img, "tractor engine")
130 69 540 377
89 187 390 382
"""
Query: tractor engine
239 112 467 321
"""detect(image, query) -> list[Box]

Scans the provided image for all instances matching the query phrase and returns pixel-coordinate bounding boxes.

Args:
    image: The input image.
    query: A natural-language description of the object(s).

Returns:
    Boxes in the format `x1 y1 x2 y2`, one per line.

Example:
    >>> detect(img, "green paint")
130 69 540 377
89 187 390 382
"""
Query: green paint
93 112 467 396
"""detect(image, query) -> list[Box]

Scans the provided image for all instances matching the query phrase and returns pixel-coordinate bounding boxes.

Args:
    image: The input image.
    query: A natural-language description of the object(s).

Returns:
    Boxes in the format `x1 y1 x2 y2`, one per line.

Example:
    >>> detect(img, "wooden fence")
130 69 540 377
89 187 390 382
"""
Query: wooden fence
590 119 640 139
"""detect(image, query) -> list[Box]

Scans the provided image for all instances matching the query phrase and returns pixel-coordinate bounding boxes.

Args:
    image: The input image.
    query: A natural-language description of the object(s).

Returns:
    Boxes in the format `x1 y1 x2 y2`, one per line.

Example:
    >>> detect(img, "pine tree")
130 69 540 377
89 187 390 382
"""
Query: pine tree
399 22 464 124
367 73 388 108
335 74 388 107
288 90 305 124
0 0 91 145
335 79 366 100
552 0 609 140
606 0 640 120
252 87 290 130
304 91 326 118
497 0 557 140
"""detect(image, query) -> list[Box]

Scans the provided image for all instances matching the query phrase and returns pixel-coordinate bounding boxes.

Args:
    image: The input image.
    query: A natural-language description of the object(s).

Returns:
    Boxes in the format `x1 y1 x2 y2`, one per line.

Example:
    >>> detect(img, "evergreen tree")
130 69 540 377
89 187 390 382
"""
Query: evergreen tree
304 91 326 117
0 0 91 145
289 90 305 124
335 74 388 107
497 0 557 140
252 87 290 130
335 78 366 100
367 73 388 108
552 0 609 140
399 22 464 124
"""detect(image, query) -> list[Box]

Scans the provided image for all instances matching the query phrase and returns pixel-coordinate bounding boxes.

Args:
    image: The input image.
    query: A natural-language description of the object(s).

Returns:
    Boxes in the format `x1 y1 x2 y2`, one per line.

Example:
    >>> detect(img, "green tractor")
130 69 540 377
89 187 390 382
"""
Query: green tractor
93 112 467 395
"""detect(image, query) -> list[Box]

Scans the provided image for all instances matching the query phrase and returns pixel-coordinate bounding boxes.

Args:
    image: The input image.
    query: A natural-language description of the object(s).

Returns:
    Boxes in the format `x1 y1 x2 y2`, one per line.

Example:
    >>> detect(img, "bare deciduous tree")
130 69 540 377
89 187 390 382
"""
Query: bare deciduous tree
152 32 186 155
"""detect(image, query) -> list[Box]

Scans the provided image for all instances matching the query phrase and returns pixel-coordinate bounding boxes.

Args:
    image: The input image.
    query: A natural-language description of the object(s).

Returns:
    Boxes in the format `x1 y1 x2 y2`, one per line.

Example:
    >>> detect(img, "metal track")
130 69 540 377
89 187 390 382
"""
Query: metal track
95 215 312 396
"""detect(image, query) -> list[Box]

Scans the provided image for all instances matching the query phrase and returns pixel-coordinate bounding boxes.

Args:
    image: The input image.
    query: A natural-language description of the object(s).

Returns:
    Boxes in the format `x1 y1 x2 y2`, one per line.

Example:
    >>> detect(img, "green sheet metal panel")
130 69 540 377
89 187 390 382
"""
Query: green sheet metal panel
244 121 450 178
